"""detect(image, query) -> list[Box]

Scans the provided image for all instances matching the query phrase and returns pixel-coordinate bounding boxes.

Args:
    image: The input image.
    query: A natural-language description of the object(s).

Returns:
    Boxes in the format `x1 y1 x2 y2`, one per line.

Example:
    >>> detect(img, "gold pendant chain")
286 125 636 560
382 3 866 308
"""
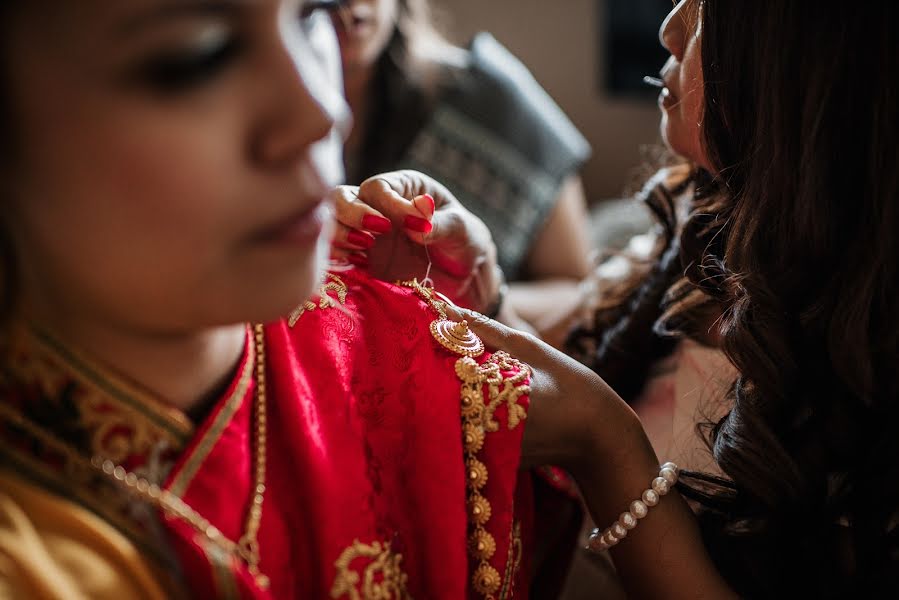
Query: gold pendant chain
0 324 271 590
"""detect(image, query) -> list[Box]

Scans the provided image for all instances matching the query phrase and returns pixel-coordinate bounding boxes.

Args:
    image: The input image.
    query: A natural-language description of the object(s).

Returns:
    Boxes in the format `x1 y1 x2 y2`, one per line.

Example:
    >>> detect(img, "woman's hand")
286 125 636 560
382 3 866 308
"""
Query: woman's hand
331 170 501 312
450 306 656 476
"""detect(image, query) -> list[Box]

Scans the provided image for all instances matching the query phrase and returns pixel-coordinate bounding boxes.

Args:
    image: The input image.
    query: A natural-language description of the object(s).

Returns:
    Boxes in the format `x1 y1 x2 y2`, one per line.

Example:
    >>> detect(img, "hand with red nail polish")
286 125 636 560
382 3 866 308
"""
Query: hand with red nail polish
362 214 392 234
331 170 500 313
330 185 392 263
346 229 375 249
403 215 432 234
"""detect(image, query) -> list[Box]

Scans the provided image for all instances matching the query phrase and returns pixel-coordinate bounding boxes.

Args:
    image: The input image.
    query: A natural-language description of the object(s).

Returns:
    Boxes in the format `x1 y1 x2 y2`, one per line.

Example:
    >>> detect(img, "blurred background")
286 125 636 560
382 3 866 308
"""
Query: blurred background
431 0 671 202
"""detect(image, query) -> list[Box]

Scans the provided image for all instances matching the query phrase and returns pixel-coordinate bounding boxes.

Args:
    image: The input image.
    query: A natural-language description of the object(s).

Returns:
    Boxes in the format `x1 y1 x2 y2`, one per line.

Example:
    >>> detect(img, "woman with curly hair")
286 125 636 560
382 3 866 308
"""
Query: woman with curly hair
469 0 899 596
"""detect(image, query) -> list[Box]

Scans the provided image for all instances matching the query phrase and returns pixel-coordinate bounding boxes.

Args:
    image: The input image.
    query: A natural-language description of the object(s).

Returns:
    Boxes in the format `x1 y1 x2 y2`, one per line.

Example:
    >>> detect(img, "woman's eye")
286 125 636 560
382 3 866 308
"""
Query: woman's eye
138 33 242 93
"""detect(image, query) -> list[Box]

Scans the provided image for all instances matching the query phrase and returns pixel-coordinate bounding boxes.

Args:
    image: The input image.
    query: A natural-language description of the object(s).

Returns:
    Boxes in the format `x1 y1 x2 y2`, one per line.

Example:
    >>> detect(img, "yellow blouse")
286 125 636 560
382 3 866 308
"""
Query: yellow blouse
0 470 173 600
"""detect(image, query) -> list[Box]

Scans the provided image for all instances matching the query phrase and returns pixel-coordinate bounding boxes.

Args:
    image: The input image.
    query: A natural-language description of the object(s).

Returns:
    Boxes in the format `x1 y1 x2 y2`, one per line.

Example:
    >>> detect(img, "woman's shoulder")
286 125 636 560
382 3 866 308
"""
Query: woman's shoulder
438 32 590 167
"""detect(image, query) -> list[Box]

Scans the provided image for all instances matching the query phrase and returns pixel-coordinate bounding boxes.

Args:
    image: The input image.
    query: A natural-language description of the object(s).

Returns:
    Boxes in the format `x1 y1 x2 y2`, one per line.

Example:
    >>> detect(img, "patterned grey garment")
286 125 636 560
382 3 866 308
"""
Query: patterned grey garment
398 33 591 279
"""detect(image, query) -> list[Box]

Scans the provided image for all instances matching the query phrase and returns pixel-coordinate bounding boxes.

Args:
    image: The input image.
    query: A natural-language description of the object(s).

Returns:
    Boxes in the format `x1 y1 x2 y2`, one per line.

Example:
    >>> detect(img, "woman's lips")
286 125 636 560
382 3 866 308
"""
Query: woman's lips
659 77 677 108
659 84 678 109
255 200 331 246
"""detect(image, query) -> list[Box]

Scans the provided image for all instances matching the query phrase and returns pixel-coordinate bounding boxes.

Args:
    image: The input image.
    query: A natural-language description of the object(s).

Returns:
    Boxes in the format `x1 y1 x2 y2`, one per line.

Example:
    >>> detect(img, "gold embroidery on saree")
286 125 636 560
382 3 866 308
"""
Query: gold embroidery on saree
455 352 530 600
395 280 531 599
288 273 349 327
330 539 410 600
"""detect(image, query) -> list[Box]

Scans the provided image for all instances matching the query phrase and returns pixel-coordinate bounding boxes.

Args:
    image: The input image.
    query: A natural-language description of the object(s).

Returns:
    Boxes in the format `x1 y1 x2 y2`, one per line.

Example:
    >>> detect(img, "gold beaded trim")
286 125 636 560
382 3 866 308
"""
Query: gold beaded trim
396 279 531 598
288 273 348 327
455 352 530 599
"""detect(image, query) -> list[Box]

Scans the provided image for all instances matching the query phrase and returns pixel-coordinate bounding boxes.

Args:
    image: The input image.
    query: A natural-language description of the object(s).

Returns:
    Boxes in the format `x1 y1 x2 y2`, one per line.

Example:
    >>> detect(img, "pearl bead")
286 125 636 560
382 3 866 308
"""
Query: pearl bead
652 477 670 495
660 467 678 484
642 489 660 507
584 460 680 557
602 530 619 547
619 511 638 530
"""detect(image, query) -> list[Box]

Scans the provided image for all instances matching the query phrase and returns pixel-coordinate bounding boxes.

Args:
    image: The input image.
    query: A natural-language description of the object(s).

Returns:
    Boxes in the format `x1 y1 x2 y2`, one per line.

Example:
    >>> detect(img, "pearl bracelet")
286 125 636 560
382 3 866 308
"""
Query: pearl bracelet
586 462 679 553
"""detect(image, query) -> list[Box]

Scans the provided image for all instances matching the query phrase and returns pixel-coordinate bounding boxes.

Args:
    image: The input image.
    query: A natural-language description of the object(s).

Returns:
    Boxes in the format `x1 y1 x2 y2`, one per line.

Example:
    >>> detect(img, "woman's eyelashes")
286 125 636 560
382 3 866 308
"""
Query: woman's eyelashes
133 1 344 94
136 29 242 93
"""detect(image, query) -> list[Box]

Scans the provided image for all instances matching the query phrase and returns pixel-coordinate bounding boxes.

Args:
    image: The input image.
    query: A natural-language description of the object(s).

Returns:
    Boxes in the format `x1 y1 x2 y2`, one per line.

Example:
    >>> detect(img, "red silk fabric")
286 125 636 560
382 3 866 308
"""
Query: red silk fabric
163 269 534 598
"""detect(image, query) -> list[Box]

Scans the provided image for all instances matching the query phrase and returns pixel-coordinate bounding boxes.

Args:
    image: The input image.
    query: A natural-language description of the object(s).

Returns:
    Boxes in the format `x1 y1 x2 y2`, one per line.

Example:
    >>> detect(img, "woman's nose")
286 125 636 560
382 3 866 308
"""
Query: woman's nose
659 1 688 60
251 18 351 170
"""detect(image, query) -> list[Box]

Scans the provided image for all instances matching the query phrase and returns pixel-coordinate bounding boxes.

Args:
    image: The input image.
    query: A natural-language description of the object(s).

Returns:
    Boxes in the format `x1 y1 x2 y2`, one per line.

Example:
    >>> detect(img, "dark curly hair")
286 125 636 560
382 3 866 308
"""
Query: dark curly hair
569 1 899 596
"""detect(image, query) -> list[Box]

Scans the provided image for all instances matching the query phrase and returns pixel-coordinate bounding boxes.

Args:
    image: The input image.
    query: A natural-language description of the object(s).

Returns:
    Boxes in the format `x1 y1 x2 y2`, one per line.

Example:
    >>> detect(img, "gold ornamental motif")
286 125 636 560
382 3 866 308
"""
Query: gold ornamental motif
454 355 529 434
472 564 502 596
468 529 497 561
429 319 485 357
330 540 410 600
397 279 485 358
467 494 492 526
466 458 489 490
462 423 485 453
288 273 349 327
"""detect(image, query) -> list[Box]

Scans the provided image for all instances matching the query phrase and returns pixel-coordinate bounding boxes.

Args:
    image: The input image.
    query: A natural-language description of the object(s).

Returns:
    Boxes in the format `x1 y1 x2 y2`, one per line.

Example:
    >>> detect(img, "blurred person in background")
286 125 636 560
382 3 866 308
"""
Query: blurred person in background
332 0 594 331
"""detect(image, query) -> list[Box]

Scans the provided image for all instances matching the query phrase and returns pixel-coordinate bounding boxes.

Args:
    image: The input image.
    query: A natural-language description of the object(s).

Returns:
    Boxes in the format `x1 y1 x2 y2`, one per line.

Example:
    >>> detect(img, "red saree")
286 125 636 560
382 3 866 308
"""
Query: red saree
0 268 536 599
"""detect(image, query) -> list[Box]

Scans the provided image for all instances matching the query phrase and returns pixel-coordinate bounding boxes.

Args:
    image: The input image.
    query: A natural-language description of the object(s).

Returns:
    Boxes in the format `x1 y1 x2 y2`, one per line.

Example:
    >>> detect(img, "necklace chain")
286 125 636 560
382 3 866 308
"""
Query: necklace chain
0 323 270 589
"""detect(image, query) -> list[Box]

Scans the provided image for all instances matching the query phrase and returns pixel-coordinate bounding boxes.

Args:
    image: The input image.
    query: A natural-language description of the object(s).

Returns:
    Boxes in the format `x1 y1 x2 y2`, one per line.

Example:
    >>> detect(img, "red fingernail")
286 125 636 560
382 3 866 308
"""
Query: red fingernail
347 253 369 268
403 215 433 234
347 230 374 249
422 194 435 215
362 214 392 234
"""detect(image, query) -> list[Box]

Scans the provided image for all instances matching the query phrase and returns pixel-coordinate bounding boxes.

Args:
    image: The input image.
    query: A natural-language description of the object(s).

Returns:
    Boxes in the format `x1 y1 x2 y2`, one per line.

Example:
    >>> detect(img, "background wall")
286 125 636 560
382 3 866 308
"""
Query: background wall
431 0 664 201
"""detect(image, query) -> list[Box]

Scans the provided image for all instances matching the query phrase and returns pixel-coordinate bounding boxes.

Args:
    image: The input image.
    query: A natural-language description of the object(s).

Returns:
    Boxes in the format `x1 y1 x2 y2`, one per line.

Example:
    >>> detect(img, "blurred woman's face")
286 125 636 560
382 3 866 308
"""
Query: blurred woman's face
658 0 710 171
5 0 350 334
333 0 399 75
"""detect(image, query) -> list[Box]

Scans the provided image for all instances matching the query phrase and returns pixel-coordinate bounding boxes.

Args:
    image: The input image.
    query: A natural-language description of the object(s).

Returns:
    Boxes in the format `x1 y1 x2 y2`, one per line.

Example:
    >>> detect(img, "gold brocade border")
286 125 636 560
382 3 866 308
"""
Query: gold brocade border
454 352 530 600
166 337 255 497
28 327 194 444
